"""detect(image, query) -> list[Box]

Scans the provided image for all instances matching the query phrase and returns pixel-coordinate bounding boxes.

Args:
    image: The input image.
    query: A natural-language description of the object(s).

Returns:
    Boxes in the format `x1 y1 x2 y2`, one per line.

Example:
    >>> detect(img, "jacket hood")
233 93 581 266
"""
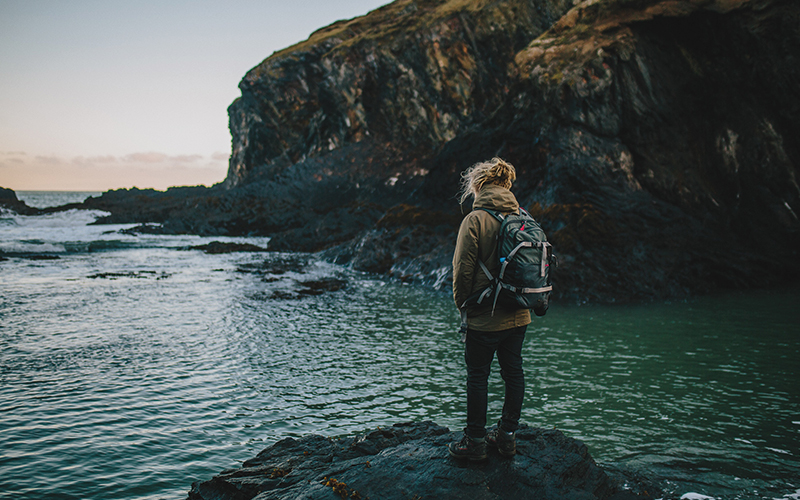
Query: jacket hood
472 183 519 213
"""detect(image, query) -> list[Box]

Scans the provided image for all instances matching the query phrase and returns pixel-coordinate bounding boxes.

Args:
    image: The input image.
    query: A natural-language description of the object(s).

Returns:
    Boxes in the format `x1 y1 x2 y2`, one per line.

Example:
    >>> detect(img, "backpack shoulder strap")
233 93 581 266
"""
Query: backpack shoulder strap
474 208 502 280
477 207 505 222
477 260 494 281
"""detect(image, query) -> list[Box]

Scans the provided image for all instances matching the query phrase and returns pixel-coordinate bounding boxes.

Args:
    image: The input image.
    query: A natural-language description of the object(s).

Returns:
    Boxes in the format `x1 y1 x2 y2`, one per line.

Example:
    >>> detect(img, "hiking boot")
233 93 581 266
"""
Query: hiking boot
486 427 516 457
448 434 487 461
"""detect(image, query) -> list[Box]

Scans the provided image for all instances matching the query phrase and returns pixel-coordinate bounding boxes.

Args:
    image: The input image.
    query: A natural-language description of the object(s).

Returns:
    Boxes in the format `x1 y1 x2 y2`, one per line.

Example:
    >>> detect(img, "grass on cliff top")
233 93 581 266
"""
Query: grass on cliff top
517 0 750 82
265 0 501 61
547 0 750 37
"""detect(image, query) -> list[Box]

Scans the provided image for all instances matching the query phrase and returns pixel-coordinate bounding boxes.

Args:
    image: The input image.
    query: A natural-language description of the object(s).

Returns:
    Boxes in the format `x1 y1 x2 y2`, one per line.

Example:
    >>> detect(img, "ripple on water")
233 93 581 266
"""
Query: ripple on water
1 244 799 500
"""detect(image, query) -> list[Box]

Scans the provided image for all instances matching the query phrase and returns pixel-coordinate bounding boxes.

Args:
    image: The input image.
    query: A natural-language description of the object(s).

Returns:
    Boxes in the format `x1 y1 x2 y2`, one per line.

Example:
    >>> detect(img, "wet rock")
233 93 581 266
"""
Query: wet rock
119 224 168 235
296 278 347 295
0 186 40 215
87 270 172 280
236 254 312 276
24 255 61 260
188 241 268 254
187 421 656 500
259 278 348 300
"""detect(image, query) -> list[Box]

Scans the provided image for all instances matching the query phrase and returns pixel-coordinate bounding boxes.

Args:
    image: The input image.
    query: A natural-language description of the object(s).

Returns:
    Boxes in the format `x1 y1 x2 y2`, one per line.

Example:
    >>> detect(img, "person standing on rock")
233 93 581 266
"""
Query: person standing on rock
449 157 531 461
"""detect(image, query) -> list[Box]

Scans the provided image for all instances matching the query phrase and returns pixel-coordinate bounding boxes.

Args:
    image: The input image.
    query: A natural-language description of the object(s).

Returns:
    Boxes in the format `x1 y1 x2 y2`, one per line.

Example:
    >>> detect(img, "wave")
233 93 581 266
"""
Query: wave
0 208 110 228
0 240 67 254
0 210 272 258
0 209 150 256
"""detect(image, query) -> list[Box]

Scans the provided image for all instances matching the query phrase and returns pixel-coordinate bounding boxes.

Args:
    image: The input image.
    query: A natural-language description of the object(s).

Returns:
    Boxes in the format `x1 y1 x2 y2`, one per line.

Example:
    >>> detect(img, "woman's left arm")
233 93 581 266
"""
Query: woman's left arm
452 213 480 309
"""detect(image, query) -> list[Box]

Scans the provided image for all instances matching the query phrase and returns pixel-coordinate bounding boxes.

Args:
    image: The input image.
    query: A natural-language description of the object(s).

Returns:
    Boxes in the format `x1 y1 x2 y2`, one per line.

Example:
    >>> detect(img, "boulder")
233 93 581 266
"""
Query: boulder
0 186 40 215
187 241 268 254
187 422 656 500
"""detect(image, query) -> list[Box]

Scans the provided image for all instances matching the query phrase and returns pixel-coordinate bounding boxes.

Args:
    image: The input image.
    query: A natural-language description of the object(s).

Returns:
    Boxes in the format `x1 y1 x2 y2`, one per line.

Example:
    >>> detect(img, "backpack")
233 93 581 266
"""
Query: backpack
463 207 553 317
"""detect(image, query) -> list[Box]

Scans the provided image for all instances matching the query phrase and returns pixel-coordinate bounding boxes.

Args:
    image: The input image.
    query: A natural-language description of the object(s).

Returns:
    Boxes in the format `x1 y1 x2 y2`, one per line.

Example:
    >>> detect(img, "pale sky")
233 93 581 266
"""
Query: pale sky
0 0 389 191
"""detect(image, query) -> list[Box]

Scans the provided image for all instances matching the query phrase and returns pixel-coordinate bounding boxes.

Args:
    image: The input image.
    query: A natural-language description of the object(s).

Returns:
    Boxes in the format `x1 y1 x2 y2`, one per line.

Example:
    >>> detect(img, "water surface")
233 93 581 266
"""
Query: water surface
0 196 798 500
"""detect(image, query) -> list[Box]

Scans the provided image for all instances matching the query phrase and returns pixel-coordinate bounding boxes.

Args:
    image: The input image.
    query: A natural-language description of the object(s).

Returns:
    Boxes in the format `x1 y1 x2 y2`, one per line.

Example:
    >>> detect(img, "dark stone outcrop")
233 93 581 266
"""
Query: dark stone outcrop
8 0 800 302
187 242 268 254
86 270 172 280
0 186 40 215
187 421 656 500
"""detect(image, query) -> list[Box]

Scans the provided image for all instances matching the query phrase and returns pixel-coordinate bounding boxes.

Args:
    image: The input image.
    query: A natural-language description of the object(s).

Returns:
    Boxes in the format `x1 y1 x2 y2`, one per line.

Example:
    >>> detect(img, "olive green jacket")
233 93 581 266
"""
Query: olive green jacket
452 184 532 331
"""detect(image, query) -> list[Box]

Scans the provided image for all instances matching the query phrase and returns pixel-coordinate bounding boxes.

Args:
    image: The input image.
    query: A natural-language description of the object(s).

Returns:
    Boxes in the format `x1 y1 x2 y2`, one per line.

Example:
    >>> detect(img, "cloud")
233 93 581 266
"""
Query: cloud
72 155 118 165
35 155 66 164
171 154 203 163
86 155 118 164
1 151 229 190
0 152 27 166
211 151 229 161
123 152 169 163
119 152 208 164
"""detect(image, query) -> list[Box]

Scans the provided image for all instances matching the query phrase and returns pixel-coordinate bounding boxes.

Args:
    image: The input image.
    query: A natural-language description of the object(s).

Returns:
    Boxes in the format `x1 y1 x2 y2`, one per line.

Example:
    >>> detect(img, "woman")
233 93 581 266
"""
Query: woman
449 157 531 461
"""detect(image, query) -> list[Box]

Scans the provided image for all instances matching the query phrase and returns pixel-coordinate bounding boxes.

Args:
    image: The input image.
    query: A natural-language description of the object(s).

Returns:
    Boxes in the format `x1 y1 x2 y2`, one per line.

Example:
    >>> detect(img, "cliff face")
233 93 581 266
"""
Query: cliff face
217 0 799 301
225 0 574 189
505 0 800 298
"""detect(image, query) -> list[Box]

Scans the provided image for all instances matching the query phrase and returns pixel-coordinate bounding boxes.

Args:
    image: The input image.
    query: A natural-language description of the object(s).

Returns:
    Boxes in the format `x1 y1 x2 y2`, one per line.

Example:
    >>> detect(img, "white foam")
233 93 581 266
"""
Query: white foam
8 209 109 228
0 209 118 255
0 241 66 254
681 494 715 500
765 447 791 455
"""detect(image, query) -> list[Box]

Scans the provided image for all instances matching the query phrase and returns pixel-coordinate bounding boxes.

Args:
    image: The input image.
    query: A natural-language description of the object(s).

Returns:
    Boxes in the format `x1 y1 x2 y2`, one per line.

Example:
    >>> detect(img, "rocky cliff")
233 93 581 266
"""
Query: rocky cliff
221 0 800 301
23 0 800 302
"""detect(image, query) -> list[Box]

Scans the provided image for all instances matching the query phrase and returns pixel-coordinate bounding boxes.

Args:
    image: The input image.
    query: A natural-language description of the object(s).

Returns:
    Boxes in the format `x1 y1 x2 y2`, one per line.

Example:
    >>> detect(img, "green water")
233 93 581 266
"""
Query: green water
1 220 797 500
517 288 800 498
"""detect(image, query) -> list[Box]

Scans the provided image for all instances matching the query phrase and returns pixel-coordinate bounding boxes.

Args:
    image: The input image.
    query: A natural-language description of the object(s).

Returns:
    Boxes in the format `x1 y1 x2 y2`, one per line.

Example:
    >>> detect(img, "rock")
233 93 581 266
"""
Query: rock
501 0 800 302
0 186 40 215
0 186 17 202
120 224 169 235
186 421 656 500
296 278 347 295
86 271 172 280
188 241 268 254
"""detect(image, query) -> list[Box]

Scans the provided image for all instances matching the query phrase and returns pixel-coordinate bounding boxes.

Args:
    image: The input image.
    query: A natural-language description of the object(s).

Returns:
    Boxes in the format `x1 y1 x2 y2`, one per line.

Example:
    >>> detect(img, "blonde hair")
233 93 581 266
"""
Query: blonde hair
459 157 517 204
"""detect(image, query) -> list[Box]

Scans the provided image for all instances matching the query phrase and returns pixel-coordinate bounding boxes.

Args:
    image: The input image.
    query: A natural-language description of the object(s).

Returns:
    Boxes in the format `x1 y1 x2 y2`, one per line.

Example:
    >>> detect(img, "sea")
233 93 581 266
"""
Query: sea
1 191 798 500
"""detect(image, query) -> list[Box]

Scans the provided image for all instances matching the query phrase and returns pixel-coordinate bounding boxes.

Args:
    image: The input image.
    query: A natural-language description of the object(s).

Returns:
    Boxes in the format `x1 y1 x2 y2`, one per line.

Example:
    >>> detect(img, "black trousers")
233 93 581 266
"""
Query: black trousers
464 325 527 439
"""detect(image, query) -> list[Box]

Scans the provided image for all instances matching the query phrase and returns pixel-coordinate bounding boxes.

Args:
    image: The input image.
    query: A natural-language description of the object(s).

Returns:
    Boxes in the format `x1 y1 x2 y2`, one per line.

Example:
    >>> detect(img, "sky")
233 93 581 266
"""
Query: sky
0 0 389 191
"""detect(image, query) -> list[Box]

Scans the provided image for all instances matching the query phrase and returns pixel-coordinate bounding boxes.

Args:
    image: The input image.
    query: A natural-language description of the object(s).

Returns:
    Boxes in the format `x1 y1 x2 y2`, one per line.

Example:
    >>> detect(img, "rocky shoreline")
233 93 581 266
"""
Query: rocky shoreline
4 0 800 304
186 421 656 500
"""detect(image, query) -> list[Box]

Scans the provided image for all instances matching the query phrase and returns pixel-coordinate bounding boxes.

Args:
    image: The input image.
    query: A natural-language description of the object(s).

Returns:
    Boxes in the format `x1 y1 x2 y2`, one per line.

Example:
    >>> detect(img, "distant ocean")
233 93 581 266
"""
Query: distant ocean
15 190 102 208
1 192 798 500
